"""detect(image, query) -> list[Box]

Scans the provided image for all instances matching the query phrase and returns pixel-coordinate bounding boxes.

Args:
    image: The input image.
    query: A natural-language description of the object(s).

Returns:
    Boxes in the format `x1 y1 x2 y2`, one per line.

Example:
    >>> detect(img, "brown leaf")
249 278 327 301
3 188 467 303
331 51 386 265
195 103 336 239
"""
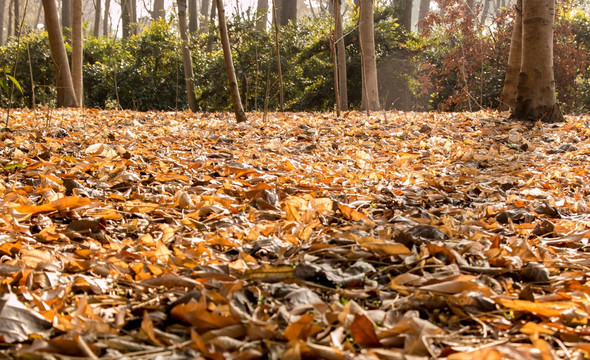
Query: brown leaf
349 313 381 348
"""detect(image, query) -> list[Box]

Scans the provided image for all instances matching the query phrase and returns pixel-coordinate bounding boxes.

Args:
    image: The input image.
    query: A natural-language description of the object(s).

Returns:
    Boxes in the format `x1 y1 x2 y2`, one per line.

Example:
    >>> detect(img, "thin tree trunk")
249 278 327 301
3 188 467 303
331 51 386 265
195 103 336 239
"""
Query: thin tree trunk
7 0 13 39
271 0 284 111
61 0 71 35
417 0 429 31
359 0 380 111
498 0 521 110
333 0 347 110
42 0 77 107
121 0 130 38
215 0 247 122
35 0 43 27
255 0 267 31
177 0 198 111
131 0 137 34
199 0 209 32
188 0 197 32
510 0 562 122
481 0 490 25
72 0 82 106
0 0 6 44
13 0 19 37
103 0 109 36
93 0 101 37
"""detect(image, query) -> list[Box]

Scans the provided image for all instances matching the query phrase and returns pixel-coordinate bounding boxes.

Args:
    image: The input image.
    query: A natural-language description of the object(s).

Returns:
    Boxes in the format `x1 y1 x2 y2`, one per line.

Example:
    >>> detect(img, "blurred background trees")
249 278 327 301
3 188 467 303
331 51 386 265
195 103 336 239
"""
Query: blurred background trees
0 0 588 114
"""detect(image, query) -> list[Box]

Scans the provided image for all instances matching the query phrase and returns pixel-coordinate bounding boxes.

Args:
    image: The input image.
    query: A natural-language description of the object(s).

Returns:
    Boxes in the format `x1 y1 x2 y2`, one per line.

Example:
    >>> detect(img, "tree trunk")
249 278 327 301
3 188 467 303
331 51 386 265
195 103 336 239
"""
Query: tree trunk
72 0 82 106
205 0 216 51
13 0 19 37
62 0 71 35
498 0 521 110
279 0 296 25
0 0 6 44
215 0 247 122
121 0 131 38
199 0 209 32
400 0 412 32
510 0 563 122
42 0 77 107
103 0 109 36
188 0 197 32
417 0 429 31
93 0 101 37
333 0 347 110
177 0 198 111
256 0 267 31
131 0 137 34
7 0 13 39
481 0 490 25
153 0 164 19
271 0 284 111
359 0 380 111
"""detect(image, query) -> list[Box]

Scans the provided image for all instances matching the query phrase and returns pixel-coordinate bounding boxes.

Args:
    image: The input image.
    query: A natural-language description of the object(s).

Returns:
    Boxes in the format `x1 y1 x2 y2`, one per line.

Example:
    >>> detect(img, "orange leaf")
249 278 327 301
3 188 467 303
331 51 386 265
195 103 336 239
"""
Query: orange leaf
284 313 322 342
349 313 381 348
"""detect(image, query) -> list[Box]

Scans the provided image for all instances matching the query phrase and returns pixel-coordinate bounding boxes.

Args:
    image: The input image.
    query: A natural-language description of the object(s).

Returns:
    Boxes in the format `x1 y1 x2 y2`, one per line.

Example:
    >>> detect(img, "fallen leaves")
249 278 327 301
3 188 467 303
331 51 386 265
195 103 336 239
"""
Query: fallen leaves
1 109 590 358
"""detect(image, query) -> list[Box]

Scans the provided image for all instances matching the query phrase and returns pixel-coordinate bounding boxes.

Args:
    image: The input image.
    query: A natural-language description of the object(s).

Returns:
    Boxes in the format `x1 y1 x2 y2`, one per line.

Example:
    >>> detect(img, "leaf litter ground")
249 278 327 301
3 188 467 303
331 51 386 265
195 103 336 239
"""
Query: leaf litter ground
1 109 590 359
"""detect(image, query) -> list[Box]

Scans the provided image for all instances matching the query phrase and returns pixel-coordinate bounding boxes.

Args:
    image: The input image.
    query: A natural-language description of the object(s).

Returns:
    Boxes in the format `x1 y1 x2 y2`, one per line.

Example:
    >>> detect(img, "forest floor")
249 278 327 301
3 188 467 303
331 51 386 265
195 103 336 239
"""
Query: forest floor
1 108 590 359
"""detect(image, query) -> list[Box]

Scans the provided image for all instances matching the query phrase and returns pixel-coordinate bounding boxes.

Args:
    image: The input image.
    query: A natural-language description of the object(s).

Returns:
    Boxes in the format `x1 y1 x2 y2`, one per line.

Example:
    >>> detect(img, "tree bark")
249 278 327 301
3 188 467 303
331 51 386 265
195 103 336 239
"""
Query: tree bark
216 0 247 122
42 0 77 107
481 0 490 25
0 0 6 44
333 0 347 110
188 0 197 32
279 0 296 25
103 0 109 36
417 0 429 31
72 0 82 106
12 0 18 37
199 0 209 33
7 0 13 39
177 0 198 111
359 0 380 111
400 0 412 32
62 0 71 35
498 0 521 110
256 0 267 31
121 0 131 38
510 0 563 122
93 0 101 37
271 0 284 111
153 0 164 19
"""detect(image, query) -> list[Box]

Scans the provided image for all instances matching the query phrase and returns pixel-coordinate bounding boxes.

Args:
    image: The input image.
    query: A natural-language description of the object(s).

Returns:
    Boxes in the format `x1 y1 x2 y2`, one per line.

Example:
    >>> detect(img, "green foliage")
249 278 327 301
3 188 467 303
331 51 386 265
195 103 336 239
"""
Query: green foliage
0 31 55 107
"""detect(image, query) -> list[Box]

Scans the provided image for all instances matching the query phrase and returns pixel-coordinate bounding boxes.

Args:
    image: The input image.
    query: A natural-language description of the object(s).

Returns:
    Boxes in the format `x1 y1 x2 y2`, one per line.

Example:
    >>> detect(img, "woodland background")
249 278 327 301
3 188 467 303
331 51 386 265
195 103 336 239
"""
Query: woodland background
0 0 589 114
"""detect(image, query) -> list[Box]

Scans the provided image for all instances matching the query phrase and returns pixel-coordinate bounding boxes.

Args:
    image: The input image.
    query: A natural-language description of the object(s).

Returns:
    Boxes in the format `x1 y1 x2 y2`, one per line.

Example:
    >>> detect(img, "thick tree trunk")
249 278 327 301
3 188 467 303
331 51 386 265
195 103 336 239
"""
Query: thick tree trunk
510 0 563 122
199 0 209 33
177 0 198 111
62 0 71 34
256 0 267 31
153 0 164 19
93 0 101 37
417 0 429 31
0 0 6 44
188 0 197 32
215 0 247 122
279 0 296 25
42 0 77 107
131 0 137 34
72 0 82 106
359 0 380 111
333 0 347 110
498 0 521 110
103 0 109 36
